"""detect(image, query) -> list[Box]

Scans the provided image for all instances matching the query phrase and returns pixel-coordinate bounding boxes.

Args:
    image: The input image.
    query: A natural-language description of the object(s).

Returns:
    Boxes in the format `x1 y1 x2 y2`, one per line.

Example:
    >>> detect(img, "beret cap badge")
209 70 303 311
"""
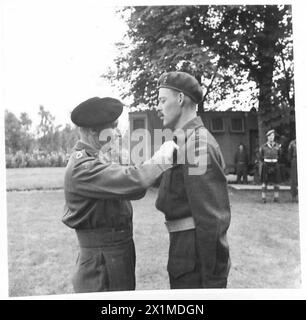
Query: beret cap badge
75 151 83 159
158 71 203 104
266 129 275 137
162 75 168 84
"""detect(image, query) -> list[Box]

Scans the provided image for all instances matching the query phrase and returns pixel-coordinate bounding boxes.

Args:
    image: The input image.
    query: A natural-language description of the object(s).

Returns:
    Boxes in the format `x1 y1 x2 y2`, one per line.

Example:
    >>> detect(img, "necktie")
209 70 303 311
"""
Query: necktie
173 135 177 165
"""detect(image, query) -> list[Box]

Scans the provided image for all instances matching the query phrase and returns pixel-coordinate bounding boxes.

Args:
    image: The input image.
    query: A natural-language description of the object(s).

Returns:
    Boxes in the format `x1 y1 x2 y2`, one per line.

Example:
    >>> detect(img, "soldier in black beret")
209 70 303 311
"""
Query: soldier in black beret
259 129 281 203
155 71 231 289
63 96 178 293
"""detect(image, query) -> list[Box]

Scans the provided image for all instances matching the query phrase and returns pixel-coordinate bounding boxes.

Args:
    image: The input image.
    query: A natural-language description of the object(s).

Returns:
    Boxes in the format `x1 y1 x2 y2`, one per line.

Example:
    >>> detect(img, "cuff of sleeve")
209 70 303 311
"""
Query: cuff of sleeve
157 163 172 172
142 159 172 172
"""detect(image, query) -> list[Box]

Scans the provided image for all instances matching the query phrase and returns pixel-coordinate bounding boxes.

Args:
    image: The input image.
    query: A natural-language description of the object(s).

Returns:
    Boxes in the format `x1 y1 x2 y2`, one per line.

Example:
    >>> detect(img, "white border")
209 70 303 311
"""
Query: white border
1 0 305 300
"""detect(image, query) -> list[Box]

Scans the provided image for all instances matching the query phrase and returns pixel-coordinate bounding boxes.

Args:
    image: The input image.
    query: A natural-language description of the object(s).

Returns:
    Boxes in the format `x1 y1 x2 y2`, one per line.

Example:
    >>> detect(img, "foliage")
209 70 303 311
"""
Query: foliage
5 150 69 168
5 107 79 151
5 110 23 153
5 107 79 167
20 112 32 131
36 105 77 153
104 5 294 144
5 110 35 153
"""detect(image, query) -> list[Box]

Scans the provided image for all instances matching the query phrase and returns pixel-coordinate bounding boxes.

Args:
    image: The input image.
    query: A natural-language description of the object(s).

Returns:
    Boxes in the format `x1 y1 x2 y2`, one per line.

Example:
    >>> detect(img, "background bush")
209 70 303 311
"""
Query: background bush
6 150 69 168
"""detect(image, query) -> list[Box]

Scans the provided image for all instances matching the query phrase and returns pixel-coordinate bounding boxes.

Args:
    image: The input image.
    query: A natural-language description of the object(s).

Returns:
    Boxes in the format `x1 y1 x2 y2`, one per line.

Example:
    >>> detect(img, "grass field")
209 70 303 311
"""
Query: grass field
6 168 301 296
5 167 254 191
6 167 65 191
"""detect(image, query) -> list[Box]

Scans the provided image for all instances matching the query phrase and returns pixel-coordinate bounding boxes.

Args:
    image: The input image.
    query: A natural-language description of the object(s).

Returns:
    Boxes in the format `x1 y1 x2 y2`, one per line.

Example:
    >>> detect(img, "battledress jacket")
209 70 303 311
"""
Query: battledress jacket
259 142 281 184
156 117 231 288
63 141 171 231
259 142 281 162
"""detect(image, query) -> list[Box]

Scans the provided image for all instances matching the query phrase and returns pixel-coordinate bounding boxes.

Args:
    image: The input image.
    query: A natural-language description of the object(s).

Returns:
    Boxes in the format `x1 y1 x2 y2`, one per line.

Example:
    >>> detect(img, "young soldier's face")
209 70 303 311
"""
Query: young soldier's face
157 88 182 129
267 133 275 143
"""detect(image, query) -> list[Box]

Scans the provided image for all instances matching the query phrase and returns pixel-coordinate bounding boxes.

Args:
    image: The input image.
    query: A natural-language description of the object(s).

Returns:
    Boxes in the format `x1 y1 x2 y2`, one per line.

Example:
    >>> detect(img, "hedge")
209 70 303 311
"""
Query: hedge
6 151 69 168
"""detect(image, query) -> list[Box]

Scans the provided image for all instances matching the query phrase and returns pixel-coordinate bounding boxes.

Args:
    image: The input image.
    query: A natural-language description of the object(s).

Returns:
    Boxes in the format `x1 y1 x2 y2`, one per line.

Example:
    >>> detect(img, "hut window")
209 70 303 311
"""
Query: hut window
210 117 225 132
133 118 146 130
230 117 244 132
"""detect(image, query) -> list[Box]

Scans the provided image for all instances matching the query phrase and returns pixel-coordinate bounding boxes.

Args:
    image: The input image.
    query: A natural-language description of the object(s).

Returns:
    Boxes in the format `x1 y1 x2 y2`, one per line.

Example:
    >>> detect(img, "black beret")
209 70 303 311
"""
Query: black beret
71 97 123 127
266 129 275 137
158 71 203 104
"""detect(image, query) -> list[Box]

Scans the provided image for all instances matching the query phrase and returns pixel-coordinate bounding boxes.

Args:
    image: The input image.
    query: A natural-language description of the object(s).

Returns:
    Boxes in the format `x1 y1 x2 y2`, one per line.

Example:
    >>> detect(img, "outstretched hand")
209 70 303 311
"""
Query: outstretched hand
150 140 179 164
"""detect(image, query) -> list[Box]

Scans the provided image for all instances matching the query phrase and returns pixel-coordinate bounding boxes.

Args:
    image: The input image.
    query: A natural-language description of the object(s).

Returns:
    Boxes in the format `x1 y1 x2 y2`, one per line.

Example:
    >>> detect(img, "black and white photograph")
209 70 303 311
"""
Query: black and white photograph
0 0 305 300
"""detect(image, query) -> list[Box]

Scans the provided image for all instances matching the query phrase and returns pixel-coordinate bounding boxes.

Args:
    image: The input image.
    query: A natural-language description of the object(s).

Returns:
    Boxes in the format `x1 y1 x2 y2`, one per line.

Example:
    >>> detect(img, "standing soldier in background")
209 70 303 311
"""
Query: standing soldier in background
155 71 231 289
253 145 261 185
234 142 248 184
288 139 298 202
259 129 281 203
62 97 177 293
278 134 290 182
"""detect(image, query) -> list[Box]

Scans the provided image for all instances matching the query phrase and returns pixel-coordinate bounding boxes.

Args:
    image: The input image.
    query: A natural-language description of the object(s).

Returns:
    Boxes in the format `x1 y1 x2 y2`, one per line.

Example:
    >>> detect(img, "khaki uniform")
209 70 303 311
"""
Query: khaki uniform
234 146 248 184
259 142 281 184
156 117 231 289
288 140 298 199
259 140 281 202
63 140 170 292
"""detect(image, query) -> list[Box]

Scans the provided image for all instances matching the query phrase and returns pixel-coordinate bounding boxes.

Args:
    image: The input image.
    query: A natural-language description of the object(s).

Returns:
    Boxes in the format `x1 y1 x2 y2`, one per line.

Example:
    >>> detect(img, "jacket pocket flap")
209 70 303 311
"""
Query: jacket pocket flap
167 258 196 279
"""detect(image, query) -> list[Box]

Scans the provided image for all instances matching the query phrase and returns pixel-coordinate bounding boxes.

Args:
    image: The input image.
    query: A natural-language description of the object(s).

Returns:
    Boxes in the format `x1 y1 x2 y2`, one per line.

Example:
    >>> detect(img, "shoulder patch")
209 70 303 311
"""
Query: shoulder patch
75 151 83 159
81 161 93 169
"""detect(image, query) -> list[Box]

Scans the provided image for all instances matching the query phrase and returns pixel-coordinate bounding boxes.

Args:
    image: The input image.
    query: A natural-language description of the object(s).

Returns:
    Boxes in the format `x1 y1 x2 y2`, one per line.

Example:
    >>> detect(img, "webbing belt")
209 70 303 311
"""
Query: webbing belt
264 159 277 163
76 228 132 247
165 216 195 233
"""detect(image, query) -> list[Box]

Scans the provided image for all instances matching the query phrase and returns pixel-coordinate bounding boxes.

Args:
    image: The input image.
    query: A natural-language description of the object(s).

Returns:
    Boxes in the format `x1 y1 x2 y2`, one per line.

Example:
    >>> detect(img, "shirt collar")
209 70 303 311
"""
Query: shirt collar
178 116 203 132
172 116 204 147
74 140 99 157
266 141 275 148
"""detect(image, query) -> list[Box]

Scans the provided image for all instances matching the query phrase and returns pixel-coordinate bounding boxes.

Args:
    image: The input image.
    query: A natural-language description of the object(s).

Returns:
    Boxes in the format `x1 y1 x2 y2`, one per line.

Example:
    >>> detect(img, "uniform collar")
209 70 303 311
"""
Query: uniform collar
266 141 276 148
74 140 99 157
174 116 203 134
173 116 204 146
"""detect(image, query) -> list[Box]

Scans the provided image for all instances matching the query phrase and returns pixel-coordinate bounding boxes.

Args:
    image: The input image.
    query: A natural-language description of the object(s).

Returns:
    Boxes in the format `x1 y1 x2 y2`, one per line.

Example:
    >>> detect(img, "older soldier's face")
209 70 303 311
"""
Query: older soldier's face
98 120 121 148
157 88 182 129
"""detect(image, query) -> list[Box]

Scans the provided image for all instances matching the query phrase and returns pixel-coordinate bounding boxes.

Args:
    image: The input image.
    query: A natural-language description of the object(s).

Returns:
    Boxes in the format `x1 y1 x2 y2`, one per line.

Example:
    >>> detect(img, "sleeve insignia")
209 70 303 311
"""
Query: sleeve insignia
75 151 83 159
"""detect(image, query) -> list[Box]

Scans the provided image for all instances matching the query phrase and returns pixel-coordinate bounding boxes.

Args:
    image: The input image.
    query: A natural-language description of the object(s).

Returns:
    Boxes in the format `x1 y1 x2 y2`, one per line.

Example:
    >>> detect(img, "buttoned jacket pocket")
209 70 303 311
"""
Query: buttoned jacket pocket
167 257 196 279
167 230 197 279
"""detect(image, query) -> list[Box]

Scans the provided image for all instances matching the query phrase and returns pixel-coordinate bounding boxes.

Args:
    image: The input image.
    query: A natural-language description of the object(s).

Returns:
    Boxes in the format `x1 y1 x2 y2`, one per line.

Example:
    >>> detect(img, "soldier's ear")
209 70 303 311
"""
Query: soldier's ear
88 128 99 137
178 92 184 106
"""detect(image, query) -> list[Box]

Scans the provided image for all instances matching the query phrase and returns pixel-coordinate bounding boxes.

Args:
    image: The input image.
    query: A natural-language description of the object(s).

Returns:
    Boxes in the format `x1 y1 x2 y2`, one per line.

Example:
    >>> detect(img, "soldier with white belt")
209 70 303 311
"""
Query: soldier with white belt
155 72 231 289
259 129 281 203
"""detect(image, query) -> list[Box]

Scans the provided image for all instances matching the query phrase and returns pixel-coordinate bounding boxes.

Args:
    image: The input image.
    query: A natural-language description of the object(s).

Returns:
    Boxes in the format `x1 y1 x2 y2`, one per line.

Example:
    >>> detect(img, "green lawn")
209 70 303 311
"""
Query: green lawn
6 167 65 191
6 168 301 296
5 168 252 191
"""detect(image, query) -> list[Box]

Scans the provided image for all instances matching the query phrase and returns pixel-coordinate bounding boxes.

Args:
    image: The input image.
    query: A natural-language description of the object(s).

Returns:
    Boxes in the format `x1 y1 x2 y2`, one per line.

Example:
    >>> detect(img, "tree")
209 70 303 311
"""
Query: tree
19 112 35 152
5 107 78 159
37 105 55 137
20 112 32 132
104 5 294 145
37 105 57 152
58 124 79 153
5 110 23 153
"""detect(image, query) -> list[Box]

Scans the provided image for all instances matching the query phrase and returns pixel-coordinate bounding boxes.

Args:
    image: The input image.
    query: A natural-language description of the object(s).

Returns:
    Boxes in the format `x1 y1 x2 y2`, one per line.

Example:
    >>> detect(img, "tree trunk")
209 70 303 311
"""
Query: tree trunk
256 6 280 146
257 56 275 146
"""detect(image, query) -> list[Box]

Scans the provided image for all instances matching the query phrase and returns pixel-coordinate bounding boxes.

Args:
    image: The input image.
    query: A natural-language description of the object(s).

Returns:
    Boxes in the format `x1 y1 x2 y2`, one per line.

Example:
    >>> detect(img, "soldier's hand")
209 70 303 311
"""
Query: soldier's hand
151 140 179 164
